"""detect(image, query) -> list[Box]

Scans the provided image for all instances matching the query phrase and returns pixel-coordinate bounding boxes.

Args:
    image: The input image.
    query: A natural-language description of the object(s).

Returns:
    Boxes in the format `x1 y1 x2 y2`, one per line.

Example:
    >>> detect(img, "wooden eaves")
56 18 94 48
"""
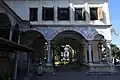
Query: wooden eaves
0 37 35 53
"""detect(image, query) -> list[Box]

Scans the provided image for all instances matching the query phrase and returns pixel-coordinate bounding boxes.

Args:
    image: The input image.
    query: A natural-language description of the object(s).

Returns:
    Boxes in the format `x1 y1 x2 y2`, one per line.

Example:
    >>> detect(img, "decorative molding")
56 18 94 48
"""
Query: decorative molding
91 28 111 41
30 24 112 28
20 27 48 40
51 27 88 40
19 26 110 42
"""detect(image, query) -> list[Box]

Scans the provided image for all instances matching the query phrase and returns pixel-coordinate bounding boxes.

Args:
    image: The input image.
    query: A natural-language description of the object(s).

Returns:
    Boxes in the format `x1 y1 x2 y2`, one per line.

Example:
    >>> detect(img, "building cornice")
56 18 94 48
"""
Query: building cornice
30 24 112 28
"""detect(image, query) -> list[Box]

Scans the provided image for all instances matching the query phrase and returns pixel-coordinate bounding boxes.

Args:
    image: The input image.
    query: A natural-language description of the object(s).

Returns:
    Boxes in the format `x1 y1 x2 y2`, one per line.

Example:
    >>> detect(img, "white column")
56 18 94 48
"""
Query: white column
18 32 21 44
47 40 52 65
13 53 18 80
27 53 31 75
88 40 92 63
98 43 102 63
82 44 86 63
106 42 112 63
53 47 55 67
9 27 14 41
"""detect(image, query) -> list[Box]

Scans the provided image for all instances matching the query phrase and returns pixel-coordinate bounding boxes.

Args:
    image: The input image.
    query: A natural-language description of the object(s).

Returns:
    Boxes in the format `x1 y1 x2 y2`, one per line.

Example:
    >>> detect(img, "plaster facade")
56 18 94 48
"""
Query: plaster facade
0 0 115 73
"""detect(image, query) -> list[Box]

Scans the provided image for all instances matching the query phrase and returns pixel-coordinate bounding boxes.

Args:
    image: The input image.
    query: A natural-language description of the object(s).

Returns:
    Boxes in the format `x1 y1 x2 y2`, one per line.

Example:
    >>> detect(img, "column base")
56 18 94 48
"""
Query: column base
86 63 116 74
44 63 53 73
46 63 52 66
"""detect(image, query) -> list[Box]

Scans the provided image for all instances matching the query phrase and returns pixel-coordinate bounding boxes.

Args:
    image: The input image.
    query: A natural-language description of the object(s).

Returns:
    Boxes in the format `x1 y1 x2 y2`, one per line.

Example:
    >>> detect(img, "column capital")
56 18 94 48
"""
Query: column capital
28 52 32 55
106 41 111 48
10 25 15 30
47 40 52 45
106 40 112 44
99 41 103 44
88 40 92 45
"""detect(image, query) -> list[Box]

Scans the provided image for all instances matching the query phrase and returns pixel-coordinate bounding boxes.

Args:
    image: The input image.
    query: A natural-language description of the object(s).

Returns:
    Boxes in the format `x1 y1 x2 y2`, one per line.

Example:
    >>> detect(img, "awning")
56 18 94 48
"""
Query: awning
0 37 35 53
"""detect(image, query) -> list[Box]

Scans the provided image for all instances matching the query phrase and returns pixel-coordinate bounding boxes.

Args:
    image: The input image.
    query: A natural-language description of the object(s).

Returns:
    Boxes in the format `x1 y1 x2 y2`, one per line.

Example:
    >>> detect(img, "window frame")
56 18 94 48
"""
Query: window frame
42 7 54 21
57 7 70 21
74 8 86 21
29 8 38 21
90 7 98 20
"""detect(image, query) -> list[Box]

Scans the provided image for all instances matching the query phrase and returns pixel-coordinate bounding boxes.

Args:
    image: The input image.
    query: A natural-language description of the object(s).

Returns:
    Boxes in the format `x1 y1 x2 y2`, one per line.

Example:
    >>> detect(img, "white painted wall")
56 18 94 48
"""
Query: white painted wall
5 0 111 25
4 0 112 41
92 41 99 62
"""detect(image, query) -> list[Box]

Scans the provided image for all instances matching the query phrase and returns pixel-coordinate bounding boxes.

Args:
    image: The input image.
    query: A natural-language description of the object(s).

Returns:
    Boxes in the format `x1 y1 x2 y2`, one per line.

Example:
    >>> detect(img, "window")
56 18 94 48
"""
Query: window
90 8 98 20
74 8 86 21
58 7 69 20
42 7 54 21
29 8 38 21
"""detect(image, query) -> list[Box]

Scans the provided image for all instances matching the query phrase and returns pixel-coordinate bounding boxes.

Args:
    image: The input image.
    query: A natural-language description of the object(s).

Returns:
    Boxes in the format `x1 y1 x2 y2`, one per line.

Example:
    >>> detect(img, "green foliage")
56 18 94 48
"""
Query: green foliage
55 45 63 55
111 44 120 58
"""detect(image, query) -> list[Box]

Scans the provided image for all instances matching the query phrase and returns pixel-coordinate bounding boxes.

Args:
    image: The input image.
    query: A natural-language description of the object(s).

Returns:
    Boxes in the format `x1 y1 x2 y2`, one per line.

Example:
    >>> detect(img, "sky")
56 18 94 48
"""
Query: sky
109 0 120 47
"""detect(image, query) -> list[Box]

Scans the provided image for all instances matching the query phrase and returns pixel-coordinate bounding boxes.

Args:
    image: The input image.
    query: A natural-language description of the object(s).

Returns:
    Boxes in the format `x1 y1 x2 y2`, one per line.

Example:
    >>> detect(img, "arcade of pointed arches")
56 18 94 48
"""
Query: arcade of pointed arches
20 27 112 68
0 11 113 72
0 2 114 78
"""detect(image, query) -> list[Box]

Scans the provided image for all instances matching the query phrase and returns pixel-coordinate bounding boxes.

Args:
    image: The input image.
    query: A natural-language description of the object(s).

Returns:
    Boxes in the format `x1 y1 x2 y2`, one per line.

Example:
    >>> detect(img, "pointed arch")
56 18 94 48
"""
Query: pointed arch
51 28 87 40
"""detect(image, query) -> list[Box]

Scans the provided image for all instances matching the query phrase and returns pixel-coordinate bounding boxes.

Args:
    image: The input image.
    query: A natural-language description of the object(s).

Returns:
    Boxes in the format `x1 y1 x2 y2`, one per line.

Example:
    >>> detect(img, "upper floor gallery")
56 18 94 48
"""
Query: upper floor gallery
4 0 110 26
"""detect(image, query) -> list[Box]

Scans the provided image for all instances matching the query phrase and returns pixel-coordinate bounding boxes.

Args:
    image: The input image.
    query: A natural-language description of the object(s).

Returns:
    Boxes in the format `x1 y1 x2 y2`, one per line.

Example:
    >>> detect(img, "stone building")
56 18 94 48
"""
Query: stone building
0 0 115 74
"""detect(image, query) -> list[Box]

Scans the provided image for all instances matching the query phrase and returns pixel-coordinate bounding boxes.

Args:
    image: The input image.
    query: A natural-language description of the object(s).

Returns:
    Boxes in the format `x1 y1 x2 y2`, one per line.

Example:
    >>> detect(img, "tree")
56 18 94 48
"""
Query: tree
111 44 120 59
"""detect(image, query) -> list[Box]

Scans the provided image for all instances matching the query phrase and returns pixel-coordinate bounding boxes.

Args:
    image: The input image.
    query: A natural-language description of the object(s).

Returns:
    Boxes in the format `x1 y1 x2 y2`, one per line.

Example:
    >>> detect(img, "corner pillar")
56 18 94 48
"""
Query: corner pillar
12 52 19 80
106 41 112 63
27 52 31 75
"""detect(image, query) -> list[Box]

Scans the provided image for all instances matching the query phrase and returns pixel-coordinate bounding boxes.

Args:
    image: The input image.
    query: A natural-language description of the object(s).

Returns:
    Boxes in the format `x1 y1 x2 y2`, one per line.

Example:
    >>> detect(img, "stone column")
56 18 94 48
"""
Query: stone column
106 41 112 63
88 40 92 63
13 52 18 80
9 26 14 41
52 47 55 67
82 44 86 63
47 40 52 66
79 46 83 63
40 39 45 59
106 41 115 73
98 43 102 63
76 47 80 64
27 52 31 75
74 49 77 63
17 32 21 44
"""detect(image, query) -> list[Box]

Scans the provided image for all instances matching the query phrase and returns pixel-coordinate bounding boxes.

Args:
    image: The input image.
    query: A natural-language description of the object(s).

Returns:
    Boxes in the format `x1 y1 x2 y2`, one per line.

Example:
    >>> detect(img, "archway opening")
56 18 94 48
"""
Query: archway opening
52 30 87 71
0 13 11 39
20 30 46 61
92 34 106 63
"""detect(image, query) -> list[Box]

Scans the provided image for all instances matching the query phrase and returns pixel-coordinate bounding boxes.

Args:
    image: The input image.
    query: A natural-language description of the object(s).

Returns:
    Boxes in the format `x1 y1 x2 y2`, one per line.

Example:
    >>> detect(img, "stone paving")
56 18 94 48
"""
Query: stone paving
30 71 120 80
17 66 120 80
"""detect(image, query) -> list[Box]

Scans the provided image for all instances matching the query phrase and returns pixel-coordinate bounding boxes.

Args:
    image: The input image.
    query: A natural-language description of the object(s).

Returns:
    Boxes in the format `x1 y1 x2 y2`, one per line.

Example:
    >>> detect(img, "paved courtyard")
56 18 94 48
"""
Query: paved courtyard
29 71 120 80
18 66 120 80
17 65 120 80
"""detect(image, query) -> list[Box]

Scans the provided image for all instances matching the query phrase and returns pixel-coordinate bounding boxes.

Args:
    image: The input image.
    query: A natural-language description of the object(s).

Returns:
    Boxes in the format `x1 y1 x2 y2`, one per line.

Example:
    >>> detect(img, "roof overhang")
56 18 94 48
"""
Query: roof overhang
0 37 35 53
